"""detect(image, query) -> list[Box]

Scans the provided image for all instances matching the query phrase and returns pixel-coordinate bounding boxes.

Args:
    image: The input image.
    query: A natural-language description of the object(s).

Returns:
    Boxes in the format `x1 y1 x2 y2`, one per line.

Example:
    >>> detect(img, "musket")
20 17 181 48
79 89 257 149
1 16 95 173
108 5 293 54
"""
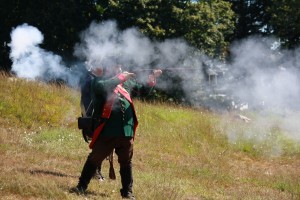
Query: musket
108 151 116 180
131 67 202 73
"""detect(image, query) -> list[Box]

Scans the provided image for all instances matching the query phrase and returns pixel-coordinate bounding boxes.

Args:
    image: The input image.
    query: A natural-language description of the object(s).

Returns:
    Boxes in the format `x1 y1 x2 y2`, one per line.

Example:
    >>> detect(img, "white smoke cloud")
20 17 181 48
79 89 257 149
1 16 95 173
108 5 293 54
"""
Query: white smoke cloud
228 36 300 111
74 21 156 68
9 21 206 88
9 24 43 59
9 23 79 86
222 37 300 155
10 22 300 112
9 21 300 155
74 20 206 96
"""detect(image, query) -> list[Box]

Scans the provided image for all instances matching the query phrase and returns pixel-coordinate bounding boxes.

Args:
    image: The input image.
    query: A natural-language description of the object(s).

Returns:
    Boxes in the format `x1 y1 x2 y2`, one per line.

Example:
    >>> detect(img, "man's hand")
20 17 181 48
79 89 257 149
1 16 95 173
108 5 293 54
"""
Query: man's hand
122 71 136 80
147 69 162 87
153 69 162 77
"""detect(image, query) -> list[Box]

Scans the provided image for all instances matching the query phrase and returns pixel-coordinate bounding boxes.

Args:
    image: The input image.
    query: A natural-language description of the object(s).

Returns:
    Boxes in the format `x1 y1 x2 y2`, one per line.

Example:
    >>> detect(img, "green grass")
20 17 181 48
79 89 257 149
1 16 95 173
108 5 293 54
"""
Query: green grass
0 77 79 128
0 74 300 200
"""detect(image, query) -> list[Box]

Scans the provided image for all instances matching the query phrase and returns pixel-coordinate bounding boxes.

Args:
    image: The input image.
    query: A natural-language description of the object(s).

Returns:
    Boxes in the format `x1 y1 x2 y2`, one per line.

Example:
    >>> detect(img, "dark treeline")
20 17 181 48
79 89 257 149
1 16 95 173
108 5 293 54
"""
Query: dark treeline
1 0 300 71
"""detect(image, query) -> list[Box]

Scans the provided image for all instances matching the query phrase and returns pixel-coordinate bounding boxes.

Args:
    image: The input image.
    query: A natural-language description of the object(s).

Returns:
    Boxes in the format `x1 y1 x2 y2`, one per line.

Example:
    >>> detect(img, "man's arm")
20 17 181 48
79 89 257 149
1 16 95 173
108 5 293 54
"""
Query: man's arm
92 72 136 95
123 69 162 96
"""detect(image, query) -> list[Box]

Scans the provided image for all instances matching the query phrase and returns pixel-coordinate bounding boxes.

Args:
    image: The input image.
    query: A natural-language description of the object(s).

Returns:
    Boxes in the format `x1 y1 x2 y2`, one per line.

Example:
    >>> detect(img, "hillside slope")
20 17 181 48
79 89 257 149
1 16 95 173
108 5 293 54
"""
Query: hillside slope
0 74 299 200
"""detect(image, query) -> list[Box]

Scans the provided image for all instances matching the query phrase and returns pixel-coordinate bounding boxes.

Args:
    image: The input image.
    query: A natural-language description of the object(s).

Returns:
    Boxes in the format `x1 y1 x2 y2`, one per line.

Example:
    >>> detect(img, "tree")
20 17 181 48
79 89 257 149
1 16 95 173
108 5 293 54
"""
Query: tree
0 0 102 70
1 0 235 71
99 0 235 58
268 0 300 48
225 0 272 40
174 0 235 58
0 0 18 70
98 0 186 39
21 0 101 59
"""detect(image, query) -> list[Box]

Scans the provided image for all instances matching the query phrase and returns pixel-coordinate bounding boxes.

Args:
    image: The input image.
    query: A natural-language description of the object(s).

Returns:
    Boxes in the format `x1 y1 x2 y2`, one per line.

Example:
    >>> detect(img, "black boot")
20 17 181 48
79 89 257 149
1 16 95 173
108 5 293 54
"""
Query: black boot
120 164 135 199
71 159 97 194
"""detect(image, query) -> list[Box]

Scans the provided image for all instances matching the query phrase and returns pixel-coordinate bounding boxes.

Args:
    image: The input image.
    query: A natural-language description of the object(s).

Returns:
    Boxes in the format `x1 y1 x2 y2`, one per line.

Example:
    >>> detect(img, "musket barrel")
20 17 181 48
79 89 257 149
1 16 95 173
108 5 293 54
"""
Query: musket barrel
132 67 201 73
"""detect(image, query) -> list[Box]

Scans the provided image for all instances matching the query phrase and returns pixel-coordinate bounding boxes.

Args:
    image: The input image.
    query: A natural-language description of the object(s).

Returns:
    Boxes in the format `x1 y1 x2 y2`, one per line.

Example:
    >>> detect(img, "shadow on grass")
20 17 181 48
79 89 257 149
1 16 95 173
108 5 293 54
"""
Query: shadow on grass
69 190 110 198
68 186 111 198
27 169 111 198
26 168 78 178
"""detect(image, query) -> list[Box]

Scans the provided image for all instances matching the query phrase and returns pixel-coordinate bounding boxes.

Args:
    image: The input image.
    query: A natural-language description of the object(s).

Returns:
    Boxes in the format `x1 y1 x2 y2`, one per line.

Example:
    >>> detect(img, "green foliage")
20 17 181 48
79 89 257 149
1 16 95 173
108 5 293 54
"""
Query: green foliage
226 0 272 39
0 0 102 69
175 1 235 58
268 0 300 48
101 0 235 58
226 0 300 49
1 0 300 72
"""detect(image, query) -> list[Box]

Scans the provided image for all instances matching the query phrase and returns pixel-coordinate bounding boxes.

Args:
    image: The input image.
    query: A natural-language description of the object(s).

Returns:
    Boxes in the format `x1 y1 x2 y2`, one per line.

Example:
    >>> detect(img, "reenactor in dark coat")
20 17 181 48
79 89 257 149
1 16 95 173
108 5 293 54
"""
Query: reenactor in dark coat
73 64 162 199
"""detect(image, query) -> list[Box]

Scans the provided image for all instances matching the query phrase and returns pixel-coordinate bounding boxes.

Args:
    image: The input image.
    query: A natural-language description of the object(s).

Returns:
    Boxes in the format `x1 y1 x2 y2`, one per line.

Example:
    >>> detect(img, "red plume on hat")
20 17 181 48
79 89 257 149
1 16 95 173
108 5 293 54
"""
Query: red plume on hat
91 67 104 76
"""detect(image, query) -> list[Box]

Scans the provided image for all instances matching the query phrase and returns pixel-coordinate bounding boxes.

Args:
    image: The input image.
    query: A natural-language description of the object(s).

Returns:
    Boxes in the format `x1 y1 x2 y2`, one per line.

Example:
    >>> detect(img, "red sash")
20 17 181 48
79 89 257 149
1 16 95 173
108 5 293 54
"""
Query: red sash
89 84 138 149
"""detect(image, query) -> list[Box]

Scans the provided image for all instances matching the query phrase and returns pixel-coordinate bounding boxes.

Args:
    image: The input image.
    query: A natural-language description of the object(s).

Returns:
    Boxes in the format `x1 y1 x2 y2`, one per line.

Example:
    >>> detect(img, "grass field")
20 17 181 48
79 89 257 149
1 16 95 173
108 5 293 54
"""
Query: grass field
0 74 300 200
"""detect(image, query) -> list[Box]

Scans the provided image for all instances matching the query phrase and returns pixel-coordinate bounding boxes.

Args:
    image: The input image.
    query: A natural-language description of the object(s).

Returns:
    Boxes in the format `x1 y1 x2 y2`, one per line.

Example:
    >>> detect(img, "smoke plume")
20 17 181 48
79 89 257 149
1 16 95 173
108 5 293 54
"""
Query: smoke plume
9 23 80 86
222 37 300 155
228 37 300 111
74 20 205 72
9 21 300 155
